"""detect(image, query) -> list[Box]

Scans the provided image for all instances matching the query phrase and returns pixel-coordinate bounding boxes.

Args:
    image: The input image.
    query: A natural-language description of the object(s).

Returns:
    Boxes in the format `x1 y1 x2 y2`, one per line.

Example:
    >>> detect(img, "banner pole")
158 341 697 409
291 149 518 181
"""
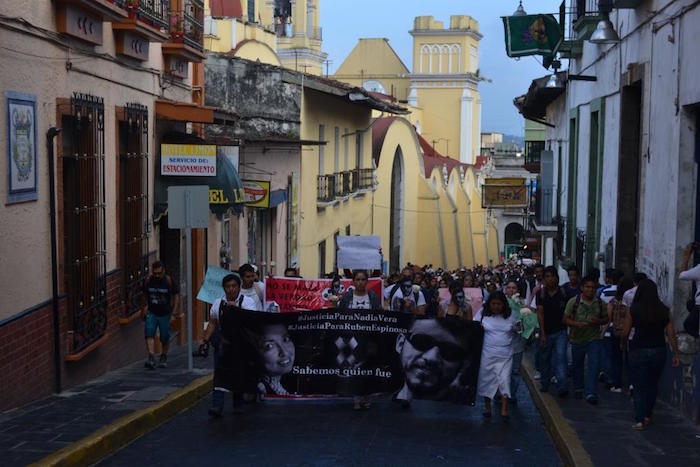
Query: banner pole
185 188 194 372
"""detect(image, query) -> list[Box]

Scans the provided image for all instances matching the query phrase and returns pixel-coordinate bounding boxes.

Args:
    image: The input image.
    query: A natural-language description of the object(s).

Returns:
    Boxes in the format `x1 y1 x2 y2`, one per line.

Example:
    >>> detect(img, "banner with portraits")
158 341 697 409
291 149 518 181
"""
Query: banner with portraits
216 307 484 405
265 277 383 312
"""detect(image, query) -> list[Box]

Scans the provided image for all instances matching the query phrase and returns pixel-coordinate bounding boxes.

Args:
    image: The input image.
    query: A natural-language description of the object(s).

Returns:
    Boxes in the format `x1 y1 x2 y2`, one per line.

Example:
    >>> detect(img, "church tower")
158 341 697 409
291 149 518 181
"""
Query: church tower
409 16 483 164
267 0 328 75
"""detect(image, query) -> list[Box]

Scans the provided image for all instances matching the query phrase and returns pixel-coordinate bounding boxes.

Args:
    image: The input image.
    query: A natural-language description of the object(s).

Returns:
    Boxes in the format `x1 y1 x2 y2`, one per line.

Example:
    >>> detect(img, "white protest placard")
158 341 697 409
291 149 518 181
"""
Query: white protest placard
336 235 382 270
161 144 217 176
197 266 237 304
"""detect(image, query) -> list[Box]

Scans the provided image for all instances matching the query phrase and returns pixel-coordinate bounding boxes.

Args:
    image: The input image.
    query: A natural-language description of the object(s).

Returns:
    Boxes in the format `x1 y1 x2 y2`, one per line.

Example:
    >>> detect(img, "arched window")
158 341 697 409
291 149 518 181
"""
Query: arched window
431 45 441 74
440 45 449 73
420 44 431 73
450 44 461 73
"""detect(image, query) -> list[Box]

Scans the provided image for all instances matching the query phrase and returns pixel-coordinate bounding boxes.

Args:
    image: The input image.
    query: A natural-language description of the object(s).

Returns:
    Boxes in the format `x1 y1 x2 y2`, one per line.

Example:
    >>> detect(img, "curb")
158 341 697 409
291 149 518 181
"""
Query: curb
521 357 594 467
30 374 213 467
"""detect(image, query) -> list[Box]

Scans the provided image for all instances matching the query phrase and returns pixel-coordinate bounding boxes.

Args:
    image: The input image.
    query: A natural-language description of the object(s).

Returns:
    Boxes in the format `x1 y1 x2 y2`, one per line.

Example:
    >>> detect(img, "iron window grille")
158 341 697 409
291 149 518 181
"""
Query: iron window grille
64 93 107 353
120 103 150 319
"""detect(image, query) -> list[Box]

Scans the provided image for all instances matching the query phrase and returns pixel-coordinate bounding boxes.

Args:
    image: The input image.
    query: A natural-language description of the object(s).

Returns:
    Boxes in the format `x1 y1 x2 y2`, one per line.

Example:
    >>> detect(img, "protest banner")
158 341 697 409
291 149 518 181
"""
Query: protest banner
216 307 484 404
265 277 383 312
336 236 382 270
197 266 235 304
438 287 484 313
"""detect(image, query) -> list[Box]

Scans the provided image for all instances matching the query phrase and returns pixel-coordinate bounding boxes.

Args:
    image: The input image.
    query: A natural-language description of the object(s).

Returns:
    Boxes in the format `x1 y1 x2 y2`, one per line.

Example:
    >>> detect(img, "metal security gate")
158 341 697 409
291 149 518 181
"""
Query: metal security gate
62 93 107 352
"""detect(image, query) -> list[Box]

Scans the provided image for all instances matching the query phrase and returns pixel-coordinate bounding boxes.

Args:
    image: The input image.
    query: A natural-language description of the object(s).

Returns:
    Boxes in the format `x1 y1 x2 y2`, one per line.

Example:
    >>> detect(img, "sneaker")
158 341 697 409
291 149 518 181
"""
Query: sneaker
551 376 558 384
585 395 599 405
534 371 541 381
610 386 623 393
144 354 156 369
158 354 168 368
558 388 569 398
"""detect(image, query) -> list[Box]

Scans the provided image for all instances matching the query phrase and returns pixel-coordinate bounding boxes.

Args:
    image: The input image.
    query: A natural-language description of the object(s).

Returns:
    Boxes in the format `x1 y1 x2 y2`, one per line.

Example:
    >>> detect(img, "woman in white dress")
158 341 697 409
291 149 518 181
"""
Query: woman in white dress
474 290 517 419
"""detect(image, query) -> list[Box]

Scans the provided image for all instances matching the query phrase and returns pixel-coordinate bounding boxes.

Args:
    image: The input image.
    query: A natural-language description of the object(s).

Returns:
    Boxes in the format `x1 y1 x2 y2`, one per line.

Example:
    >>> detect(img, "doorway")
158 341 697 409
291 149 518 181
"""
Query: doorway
389 148 404 272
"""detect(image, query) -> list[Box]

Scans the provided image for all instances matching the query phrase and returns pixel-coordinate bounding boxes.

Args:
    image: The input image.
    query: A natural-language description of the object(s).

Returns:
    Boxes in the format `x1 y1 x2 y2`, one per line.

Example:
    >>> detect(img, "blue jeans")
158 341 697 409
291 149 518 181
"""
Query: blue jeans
511 351 524 399
603 335 624 388
540 330 568 392
629 347 666 423
571 339 603 398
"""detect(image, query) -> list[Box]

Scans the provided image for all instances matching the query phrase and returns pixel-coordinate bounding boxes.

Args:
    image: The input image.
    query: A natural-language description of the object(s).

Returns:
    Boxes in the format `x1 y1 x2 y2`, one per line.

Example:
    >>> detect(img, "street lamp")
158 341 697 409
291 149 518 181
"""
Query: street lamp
590 0 620 44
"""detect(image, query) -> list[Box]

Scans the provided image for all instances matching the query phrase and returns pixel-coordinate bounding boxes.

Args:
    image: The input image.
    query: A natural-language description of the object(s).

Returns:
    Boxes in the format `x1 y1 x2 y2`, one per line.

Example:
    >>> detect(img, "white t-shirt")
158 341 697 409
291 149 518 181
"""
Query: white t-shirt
390 288 426 312
622 286 637 307
599 285 617 304
679 264 700 305
240 281 265 311
210 294 258 320
351 293 372 310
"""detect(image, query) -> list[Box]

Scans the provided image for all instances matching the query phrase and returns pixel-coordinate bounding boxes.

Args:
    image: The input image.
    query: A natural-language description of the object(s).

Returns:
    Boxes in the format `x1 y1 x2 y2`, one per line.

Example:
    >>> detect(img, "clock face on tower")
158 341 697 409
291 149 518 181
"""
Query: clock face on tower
362 80 386 94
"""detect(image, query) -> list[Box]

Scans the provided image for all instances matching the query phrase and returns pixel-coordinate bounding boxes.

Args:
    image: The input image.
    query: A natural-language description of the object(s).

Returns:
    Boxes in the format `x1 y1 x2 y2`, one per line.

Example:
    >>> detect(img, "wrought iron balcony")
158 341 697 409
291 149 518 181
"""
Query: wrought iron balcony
169 0 204 53
125 0 170 31
354 168 374 191
335 171 352 197
317 174 338 203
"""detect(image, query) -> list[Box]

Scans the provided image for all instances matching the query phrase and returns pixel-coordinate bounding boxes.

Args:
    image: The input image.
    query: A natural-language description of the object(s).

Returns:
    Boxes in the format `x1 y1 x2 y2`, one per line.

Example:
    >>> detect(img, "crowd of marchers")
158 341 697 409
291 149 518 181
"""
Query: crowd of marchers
140 251 694 429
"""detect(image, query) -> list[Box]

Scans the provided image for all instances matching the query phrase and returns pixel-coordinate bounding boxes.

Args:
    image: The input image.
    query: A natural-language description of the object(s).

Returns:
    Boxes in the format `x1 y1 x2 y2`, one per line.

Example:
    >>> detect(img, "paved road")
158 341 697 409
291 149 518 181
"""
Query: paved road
100 388 561 467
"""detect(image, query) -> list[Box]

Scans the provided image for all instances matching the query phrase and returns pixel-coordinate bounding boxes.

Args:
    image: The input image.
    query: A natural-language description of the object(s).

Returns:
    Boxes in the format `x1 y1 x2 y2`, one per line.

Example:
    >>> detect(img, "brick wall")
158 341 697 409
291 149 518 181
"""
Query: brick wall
0 301 58 411
0 270 158 411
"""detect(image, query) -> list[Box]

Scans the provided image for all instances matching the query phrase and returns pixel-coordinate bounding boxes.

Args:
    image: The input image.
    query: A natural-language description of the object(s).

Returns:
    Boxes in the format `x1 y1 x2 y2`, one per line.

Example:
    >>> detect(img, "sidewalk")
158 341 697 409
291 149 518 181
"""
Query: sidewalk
522 351 700 467
0 345 212 466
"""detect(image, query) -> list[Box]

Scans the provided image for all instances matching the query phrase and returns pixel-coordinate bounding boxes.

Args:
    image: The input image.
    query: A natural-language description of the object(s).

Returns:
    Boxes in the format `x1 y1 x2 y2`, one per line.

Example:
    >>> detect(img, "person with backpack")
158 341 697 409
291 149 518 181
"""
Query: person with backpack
202 274 257 418
605 277 634 393
389 276 426 314
142 261 179 370
536 266 569 397
563 275 609 404
239 263 265 311
622 279 680 430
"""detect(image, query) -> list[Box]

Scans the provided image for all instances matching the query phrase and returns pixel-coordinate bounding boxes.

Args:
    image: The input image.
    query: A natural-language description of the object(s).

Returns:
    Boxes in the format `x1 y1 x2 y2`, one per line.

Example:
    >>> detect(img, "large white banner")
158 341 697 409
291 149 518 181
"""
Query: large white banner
336 236 382 270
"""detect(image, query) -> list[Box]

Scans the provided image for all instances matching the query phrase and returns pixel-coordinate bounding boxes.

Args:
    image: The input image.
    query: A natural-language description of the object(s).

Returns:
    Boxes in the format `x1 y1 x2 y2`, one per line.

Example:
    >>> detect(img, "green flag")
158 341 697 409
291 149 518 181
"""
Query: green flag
502 14 563 59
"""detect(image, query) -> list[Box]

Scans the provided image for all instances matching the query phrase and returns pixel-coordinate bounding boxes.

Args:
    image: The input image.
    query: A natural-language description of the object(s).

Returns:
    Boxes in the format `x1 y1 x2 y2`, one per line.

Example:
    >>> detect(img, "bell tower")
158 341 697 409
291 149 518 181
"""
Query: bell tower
268 0 327 75
409 16 483 164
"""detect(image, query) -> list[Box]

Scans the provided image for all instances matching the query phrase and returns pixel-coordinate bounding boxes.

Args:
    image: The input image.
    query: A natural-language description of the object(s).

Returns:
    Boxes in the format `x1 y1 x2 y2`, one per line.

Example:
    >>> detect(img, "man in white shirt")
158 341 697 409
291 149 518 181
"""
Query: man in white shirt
238 264 265 311
202 273 257 418
390 277 426 314
622 272 648 307
679 242 700 305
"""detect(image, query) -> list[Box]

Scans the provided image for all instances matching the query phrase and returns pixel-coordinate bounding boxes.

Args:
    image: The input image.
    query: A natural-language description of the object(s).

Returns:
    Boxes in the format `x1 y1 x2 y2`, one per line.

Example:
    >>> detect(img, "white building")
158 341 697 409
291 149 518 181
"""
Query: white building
517 0 700 419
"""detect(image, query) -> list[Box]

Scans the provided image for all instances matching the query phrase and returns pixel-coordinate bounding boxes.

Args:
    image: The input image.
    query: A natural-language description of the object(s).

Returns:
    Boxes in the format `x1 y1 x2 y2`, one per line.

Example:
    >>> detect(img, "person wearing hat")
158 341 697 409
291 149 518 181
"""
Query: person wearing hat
202 273 257 417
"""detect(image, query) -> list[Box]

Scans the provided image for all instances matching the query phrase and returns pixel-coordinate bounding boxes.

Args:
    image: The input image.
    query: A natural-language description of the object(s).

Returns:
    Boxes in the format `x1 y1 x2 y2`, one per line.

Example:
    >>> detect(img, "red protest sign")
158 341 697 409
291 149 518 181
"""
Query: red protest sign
265 277 383 312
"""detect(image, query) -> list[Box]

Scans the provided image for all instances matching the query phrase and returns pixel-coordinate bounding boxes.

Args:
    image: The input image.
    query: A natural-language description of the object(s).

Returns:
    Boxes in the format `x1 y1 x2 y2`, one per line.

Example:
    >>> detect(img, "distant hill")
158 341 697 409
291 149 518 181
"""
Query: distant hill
502 134 524 149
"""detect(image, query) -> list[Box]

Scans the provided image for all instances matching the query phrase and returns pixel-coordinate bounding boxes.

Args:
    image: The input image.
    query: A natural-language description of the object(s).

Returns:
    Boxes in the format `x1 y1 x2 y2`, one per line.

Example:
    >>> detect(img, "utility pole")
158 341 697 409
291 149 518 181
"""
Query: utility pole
324 59 333 77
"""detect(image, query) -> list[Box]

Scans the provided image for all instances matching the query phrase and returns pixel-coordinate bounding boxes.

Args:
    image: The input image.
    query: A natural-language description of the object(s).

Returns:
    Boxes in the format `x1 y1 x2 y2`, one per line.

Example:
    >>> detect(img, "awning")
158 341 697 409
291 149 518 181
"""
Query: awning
154 148 245 221
513 72 566 123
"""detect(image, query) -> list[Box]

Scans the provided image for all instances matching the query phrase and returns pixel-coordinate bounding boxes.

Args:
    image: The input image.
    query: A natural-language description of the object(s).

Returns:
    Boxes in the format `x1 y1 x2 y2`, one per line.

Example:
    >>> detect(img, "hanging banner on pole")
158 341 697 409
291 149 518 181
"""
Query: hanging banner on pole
502 14 562 60
216 307 484 404
265 277 383 312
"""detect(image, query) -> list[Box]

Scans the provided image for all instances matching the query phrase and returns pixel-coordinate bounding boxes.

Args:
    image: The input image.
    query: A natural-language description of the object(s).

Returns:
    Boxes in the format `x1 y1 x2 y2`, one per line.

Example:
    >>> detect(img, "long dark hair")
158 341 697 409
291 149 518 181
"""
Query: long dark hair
630 279 669 326
483 290 511 319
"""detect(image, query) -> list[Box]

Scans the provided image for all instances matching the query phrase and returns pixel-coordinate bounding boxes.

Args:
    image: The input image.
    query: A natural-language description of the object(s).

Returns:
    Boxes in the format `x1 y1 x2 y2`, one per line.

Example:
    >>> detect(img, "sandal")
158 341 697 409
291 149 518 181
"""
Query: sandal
632 422 644 431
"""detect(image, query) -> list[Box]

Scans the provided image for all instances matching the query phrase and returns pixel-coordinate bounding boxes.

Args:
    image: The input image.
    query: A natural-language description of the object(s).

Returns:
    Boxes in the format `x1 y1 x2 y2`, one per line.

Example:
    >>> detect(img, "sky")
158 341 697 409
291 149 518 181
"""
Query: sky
321 0 563 136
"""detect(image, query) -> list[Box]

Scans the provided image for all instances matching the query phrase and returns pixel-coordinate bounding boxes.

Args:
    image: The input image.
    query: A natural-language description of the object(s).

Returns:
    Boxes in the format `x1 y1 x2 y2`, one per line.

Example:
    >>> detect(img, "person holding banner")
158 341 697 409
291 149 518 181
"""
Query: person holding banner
337 270 382 410
239 264 265 311
203 274 257 418
475 291 518 419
